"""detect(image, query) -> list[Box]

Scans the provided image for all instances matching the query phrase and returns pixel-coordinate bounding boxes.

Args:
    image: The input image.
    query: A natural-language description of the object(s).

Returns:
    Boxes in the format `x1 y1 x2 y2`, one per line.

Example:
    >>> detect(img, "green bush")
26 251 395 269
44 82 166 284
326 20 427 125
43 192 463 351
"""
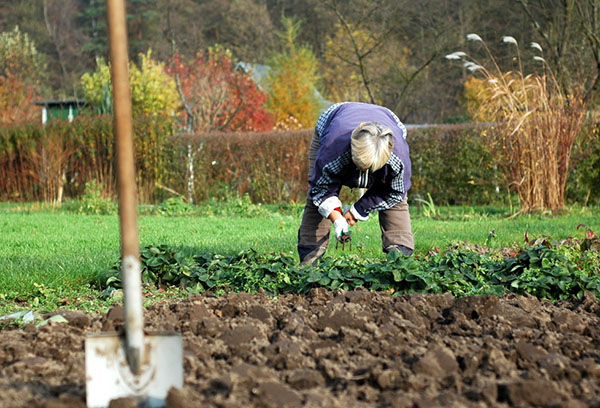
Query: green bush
154 196 193 216
408 124 504 205
63 179 116 215
566 119 600 205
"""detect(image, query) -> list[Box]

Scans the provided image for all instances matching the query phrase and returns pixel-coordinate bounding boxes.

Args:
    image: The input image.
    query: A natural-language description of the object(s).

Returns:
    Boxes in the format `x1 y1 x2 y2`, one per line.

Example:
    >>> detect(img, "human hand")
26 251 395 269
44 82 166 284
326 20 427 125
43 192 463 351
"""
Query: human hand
344 210 357 227
333 217 350 242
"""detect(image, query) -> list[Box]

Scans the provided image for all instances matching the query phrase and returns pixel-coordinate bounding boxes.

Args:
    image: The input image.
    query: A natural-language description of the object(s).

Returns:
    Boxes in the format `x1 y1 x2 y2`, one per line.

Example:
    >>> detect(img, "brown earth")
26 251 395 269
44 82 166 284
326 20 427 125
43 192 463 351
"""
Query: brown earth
1 289 600 408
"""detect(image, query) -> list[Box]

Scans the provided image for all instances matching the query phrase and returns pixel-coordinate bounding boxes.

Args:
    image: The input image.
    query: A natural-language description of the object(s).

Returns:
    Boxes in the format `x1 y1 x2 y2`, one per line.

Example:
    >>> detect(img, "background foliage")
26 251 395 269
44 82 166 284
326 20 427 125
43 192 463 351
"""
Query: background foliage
81 51 179 117
0 26 43 125
0 115 173 203
450 35 588 212
0 26 46 86
265 17 322 129
1 0 599 209
3 0 600 123
166 47 273 133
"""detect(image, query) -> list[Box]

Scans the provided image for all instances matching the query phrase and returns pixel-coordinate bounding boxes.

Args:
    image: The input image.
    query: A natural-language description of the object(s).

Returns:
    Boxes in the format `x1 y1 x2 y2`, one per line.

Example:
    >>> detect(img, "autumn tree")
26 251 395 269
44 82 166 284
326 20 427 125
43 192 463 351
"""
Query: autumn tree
322 22 410 104
81 50 180 117
317 0 459 121
265 17 322 129
0 26 46 85
166 46 273 132
318 0 394 105
0 74 39 124
0 26 43 124
166 46 274 202
517 0 600 106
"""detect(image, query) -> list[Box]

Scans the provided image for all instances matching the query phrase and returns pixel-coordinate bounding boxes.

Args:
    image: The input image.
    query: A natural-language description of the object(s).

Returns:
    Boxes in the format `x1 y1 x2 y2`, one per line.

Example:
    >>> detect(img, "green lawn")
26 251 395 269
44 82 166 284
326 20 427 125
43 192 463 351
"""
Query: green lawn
0 202 598 315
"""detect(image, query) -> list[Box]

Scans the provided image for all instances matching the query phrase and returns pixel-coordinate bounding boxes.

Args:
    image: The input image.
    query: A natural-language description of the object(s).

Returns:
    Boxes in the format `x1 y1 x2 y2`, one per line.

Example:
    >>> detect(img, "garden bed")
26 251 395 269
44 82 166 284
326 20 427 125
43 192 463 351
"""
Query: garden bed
1 289 600 407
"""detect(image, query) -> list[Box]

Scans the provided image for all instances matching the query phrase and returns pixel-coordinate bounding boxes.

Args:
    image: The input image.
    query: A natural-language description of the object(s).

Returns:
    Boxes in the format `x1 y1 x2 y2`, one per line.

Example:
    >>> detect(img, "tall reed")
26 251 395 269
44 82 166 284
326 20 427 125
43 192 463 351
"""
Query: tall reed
447 35 587 212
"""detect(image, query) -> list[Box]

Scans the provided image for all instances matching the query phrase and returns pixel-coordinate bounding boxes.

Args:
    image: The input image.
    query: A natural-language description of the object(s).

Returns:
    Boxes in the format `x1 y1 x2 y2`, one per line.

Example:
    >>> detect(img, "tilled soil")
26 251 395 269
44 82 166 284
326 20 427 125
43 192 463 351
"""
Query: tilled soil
1 289 600 408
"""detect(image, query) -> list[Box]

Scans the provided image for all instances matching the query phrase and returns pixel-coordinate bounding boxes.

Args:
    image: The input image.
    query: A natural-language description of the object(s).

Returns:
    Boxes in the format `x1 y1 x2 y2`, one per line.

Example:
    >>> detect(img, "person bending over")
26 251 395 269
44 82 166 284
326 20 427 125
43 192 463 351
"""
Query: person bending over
297 102 414 265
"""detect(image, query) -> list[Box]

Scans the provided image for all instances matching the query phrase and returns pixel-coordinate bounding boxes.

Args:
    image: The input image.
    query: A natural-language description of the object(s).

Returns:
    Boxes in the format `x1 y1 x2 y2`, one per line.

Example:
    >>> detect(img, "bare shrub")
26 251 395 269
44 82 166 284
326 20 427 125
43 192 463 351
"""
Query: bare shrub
174 130 313 204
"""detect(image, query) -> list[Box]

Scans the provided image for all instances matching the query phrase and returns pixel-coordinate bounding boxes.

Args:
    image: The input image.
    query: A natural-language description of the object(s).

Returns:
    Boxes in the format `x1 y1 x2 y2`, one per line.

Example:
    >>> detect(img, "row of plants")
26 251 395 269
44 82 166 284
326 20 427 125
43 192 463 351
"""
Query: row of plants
98 228 600 302
2 118 598 206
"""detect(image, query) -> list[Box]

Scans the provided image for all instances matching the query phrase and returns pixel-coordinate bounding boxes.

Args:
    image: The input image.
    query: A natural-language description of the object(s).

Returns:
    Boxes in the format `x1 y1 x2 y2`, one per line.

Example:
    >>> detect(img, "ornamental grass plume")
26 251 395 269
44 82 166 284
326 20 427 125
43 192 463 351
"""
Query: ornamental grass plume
447 34 587 213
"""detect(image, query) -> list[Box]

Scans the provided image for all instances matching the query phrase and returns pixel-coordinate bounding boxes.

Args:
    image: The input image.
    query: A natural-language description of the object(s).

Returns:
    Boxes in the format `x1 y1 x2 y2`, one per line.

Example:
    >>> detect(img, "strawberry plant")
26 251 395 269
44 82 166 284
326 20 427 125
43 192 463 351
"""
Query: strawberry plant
99 228 600 302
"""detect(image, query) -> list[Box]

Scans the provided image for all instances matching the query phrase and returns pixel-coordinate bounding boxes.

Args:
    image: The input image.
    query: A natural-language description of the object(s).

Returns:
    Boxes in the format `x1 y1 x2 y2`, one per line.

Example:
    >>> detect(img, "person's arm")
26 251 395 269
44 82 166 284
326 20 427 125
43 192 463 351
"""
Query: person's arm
328 207 343 223
310 152 352 219
353 155 406 216
309 154 354 242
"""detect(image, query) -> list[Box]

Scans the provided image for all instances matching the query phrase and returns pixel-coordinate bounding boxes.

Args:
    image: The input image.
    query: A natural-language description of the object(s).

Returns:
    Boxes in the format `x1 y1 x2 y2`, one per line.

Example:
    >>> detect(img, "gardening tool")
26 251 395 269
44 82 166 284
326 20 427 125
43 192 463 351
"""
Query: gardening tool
336 230 352 251
85 1 182 407
335 204 352 251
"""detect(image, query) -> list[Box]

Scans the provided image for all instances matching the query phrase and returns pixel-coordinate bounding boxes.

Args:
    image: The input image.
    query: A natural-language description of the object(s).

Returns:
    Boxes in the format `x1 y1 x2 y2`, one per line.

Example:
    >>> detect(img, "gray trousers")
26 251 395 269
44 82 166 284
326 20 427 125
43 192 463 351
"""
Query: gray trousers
297 130 415 264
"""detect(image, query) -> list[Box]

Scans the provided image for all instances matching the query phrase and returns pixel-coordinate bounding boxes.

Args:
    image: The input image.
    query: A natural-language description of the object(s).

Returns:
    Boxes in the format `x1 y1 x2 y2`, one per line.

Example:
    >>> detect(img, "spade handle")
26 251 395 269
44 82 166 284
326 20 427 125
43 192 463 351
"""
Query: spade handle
106 0 144 375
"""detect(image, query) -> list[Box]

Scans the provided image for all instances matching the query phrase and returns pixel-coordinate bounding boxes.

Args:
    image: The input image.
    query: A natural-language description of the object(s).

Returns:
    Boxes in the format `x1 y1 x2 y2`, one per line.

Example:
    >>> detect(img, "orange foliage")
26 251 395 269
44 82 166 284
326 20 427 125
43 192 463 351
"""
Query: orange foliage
0 73 40 125
167 49 274 132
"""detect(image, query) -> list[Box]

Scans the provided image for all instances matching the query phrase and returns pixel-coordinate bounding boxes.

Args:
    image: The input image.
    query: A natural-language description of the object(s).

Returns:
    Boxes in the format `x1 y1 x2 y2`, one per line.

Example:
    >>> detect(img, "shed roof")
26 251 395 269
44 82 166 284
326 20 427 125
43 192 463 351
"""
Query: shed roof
33 99 87 107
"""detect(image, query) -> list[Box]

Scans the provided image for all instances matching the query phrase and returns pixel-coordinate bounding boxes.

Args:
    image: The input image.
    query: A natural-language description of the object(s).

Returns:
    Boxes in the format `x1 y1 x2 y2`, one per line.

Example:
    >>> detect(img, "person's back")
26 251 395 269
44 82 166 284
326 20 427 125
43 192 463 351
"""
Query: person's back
298 102 414 265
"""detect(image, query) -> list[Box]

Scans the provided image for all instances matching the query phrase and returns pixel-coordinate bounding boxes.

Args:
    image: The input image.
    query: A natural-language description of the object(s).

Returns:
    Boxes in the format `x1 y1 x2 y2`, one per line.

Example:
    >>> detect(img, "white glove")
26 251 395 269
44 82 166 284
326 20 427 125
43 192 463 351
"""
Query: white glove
333 217 350 242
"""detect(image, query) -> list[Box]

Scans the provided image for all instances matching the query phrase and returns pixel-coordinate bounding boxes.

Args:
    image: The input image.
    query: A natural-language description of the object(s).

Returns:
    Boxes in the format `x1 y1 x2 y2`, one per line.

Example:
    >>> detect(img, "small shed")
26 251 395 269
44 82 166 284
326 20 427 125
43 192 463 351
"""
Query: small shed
33 99 87 124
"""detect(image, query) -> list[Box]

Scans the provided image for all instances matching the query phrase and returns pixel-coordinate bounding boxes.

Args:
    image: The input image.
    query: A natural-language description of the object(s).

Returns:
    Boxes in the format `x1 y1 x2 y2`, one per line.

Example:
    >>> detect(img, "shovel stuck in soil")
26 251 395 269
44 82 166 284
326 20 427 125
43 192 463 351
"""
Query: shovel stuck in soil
85 1 182 406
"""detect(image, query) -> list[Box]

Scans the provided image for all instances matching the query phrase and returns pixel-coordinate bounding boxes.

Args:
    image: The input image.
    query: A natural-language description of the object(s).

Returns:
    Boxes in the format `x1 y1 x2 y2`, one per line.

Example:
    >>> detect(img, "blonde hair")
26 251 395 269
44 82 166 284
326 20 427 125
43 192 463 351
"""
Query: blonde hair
351 122 394 171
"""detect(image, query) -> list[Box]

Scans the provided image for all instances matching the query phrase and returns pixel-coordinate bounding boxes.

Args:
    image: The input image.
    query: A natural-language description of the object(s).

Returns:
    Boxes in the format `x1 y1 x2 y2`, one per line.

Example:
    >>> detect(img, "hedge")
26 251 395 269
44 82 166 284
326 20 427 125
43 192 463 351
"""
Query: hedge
0 115 172 203
0 116 597 206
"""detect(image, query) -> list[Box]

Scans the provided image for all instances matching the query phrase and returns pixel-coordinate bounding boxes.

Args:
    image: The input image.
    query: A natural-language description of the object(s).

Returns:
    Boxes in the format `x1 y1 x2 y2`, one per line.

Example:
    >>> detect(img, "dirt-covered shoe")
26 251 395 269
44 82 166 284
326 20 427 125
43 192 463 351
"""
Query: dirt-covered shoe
384 244 413 256
300 246 328 266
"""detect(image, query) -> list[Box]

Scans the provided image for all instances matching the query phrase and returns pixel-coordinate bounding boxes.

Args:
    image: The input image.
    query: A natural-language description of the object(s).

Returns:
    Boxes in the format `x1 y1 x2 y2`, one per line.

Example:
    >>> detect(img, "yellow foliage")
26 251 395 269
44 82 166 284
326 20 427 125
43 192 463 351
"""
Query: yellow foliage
463 76 486 120
322 25 372 102
266 17 321 128
0 26 46 85
130 51 180 116
81 59 111 108
81 50 180 117
463 71 553 123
